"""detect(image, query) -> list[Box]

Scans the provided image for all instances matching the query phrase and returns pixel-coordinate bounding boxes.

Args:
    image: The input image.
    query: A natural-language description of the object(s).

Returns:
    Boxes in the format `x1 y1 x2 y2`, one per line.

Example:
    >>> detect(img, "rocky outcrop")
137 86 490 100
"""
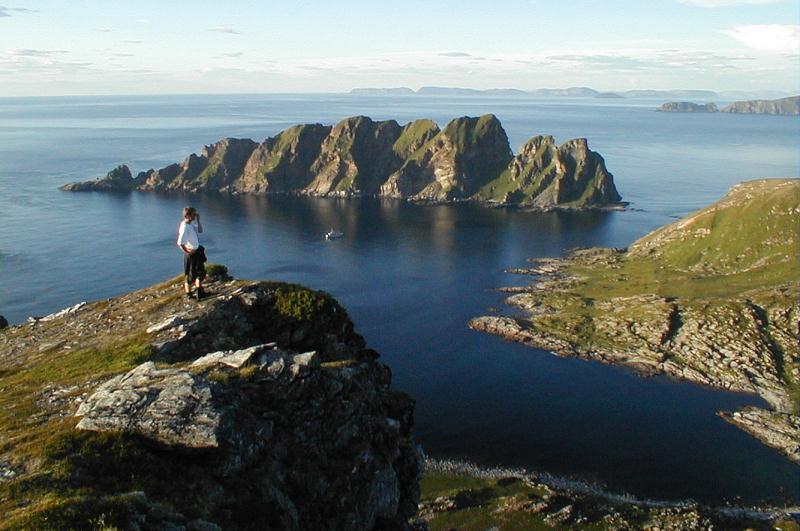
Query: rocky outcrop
0 277 420 529
137 138 259 192
657 101 719 113
471 180 800 462
722 96 799 115
61 115 623 209
0 315 7 329
382 115 513 201
474 136 621 207
60 164 142 192
238 123 331 193
419 459 796 529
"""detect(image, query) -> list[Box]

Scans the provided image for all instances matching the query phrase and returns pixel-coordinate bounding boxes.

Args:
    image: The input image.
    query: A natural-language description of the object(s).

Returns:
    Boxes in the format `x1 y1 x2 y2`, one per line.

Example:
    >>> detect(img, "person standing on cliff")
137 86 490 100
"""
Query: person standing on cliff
177 206 207 300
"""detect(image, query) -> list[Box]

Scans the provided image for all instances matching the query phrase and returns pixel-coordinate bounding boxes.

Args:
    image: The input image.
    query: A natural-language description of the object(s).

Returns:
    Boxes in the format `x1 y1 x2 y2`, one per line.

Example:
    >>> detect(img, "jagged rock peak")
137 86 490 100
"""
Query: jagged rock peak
62 115 624 209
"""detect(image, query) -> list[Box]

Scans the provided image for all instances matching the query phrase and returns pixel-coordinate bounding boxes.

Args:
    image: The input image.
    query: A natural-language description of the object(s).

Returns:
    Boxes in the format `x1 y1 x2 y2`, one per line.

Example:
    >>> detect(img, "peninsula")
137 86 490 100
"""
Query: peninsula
61 115 624 210
470 179 800 462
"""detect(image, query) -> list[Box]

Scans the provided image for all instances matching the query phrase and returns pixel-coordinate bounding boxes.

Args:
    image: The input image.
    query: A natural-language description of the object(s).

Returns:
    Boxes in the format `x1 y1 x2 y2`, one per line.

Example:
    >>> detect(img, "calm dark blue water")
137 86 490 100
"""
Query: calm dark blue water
1 94 798 505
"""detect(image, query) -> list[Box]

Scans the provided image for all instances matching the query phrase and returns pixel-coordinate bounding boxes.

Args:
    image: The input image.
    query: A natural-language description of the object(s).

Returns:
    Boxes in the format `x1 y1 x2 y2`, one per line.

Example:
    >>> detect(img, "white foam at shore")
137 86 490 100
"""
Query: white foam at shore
422 454 800 520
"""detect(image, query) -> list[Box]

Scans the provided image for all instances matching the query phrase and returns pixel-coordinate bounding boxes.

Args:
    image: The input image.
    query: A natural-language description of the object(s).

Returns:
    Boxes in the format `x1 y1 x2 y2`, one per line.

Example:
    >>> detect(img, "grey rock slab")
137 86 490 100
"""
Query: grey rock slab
190 342 278 370
146 315 185 334
76 362 222 448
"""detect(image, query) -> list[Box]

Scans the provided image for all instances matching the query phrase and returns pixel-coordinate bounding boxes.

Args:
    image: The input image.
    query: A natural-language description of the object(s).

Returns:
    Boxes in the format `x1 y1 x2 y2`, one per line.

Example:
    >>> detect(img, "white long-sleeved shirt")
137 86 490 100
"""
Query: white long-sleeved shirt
177 220 200 251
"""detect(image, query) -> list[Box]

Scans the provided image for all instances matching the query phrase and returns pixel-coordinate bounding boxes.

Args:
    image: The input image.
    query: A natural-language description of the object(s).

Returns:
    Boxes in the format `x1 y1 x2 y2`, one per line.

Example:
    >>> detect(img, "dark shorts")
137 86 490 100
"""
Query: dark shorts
184 246 206 283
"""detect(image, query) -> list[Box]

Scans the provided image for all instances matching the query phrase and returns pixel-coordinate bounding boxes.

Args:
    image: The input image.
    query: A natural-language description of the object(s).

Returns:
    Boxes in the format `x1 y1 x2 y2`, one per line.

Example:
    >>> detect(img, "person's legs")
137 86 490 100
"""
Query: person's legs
187 252 206 299
183 253 193 296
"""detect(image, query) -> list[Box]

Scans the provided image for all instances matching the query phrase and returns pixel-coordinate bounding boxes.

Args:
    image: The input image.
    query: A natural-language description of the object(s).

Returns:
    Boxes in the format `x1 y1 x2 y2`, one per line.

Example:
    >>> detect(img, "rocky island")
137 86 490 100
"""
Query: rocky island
722 96 799 115
0 273 421 529
657 101 719 113
470 179 800 463
61 115 624 210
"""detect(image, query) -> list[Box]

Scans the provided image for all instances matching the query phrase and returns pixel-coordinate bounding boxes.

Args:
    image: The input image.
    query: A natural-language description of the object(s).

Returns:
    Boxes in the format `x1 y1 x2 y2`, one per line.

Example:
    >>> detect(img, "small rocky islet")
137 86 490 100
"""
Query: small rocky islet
61 114 624 210
657 95 800 115
471 179 800 464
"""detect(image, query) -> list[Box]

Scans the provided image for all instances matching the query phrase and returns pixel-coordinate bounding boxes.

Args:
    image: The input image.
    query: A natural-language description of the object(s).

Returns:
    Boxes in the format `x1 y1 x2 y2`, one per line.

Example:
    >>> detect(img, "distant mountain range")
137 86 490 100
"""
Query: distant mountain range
349 86 791 100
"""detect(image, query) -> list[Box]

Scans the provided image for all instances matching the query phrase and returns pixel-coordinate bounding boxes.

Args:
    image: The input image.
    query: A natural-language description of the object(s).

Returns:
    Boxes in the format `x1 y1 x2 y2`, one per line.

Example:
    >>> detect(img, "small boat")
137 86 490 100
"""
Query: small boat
325 229 344 240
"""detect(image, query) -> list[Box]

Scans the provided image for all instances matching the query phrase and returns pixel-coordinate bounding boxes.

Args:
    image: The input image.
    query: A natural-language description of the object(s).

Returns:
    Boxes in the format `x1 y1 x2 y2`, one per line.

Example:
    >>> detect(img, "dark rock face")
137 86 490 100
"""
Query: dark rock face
722 95 800 115
76 343 420 529
239 124 332 193
59 165 139 192
0 315 7 329
657 101 719 113
385 115 514 201
62 115 623 209
474 136 621 207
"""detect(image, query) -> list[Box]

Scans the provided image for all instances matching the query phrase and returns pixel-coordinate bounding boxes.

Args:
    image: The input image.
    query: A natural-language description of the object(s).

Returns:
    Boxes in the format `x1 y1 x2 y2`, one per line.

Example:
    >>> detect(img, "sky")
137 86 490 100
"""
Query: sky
0 0 798 96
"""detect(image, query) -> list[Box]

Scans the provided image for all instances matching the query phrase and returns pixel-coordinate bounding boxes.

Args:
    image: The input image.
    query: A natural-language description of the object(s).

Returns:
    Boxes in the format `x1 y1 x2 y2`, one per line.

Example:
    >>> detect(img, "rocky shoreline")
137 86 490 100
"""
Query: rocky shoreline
470 180 800 464
471 249 799 463
418 457 800 529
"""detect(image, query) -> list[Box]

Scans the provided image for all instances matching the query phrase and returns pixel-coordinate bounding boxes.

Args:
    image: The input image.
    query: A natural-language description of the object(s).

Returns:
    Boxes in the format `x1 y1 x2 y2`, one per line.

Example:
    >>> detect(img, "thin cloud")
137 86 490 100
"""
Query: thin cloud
121 40 143 44
723 24 800 54
678 0 780 6
207 26 241 35
222 52 244 58
7 48 69 57
0 6 38 17
96 28 112 33
438 51 472 57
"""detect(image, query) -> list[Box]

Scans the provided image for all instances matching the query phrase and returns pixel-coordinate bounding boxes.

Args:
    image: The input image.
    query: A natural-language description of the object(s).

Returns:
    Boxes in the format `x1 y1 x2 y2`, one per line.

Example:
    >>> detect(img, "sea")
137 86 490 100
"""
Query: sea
0 93 798 505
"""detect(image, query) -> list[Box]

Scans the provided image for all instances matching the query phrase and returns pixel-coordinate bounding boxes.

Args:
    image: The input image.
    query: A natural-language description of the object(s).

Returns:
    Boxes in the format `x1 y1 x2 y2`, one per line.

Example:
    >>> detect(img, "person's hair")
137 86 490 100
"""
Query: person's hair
183 206 196 219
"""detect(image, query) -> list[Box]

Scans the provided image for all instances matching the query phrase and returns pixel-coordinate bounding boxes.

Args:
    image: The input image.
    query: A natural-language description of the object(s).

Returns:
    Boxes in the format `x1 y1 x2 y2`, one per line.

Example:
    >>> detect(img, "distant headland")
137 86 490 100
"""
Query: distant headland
350 86 725 100
658 95 799 115
61 115 624 210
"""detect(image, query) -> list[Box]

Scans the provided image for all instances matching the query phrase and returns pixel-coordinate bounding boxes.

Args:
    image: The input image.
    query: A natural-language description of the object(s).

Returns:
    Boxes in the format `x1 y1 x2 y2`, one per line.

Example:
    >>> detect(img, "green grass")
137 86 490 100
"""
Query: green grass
503 180 800 421
420 473 557 531
0 336 157 528
393 119 439 158
443 114 503 152
273 284 336 322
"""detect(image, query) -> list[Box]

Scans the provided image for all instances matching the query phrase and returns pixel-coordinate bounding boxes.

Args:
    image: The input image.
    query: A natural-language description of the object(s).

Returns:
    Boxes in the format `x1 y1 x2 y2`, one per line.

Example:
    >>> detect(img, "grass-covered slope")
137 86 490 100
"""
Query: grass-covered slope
475 136 621 207
471 179 800 461
239 123 332 193
418 466 796 530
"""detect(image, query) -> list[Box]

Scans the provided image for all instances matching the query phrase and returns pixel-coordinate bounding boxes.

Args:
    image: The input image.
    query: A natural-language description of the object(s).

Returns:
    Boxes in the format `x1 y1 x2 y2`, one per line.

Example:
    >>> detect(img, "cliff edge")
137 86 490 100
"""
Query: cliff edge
0 275 420 529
